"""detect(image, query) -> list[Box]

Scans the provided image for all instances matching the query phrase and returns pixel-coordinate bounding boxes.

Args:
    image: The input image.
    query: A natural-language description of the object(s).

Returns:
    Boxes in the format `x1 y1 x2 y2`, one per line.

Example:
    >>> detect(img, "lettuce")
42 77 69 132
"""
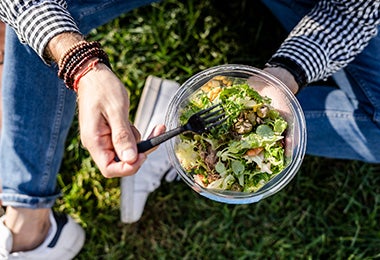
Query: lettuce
175 76 288 192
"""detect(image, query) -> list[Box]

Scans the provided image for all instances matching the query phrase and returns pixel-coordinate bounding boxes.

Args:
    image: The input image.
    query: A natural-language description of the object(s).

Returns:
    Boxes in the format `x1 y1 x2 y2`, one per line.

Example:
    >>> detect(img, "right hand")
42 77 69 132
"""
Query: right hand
76 62 166 178
46 33 166 178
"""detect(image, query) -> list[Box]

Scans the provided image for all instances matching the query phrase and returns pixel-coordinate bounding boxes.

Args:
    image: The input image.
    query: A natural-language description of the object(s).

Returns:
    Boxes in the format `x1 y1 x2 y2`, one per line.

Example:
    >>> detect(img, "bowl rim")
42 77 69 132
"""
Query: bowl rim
165 64 307 204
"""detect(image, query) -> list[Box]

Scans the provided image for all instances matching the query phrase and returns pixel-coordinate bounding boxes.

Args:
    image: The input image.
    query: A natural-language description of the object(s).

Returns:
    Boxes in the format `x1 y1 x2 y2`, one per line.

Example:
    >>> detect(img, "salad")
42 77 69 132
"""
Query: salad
175 76 288 193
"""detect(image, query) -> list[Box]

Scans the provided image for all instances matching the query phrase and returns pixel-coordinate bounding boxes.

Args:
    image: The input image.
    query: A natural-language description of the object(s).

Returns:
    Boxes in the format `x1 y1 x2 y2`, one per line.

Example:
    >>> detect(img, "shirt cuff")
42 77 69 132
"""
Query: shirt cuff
17 2 81 64
265 56 308 89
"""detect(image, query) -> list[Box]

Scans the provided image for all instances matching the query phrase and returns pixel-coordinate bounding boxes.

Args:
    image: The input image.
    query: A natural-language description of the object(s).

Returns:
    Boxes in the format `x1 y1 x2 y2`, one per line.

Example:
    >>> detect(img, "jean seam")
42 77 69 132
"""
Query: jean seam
346 66 380 123
39 84 66 193
75 0 123 18
305 110 371 122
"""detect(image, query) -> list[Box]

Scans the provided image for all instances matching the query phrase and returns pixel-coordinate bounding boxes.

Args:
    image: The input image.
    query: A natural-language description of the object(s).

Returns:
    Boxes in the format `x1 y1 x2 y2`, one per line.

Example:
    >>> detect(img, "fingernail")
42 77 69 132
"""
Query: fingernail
121 148 137 162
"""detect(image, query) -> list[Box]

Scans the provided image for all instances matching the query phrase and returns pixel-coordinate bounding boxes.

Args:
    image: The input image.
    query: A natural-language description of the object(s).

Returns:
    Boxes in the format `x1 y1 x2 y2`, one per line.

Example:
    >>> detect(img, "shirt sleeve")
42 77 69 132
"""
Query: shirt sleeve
268 0 380 85
0 0 81 63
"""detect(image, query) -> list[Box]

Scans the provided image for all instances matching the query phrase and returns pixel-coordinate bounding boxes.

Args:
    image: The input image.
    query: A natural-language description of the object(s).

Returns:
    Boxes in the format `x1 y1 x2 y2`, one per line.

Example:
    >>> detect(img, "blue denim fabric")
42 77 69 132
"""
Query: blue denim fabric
0 0 158 208
1 0 379 209
262 0 380 163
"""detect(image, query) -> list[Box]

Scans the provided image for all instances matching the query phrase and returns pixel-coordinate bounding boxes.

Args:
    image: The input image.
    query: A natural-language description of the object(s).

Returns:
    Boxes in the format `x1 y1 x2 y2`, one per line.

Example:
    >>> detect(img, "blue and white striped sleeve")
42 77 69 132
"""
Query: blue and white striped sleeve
0 0 81 62
268 0 380 86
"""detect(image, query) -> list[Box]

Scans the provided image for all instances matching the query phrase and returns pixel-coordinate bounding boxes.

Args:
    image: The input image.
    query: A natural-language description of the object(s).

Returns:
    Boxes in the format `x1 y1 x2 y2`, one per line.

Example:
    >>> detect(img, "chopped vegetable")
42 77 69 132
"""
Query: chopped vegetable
176 76 288 193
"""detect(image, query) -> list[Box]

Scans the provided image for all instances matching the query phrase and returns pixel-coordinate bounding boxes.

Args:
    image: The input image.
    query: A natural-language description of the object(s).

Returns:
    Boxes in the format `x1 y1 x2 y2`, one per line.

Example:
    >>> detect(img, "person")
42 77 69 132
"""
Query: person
0 0 379 258
122 0 380 225
0 0 169 259
261 0 380 162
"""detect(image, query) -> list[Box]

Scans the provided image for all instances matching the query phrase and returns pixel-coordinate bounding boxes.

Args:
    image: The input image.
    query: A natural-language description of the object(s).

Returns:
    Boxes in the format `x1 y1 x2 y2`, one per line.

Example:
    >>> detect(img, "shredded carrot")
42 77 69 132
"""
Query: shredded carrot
245 147 264 157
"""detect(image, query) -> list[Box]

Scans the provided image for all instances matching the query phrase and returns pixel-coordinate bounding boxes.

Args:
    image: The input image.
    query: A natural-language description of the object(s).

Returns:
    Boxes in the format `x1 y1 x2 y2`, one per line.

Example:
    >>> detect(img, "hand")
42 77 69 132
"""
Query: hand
247 72 292 119
76 63 166 177
248 68 300 159
263 66 299 95
46 33 166 177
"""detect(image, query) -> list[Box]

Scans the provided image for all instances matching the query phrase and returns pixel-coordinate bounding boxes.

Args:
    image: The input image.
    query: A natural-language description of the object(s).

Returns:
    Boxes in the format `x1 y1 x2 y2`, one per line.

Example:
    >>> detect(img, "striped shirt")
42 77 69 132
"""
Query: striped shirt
0 0 80 62
269 0 380 84
0 0 379 84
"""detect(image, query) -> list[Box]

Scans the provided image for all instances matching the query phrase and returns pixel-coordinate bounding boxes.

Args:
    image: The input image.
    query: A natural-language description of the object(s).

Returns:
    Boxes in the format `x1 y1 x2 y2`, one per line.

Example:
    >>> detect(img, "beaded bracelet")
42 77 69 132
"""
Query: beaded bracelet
73 58 100 92
58 41 111 91
64 48 108 88
58 41 108 79
58 41 87 68
59 42 104 77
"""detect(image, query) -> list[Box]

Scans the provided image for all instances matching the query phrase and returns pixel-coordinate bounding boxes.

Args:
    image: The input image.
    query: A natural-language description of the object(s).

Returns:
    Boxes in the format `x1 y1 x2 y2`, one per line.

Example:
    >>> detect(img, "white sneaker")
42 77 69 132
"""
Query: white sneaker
0 211 85 259
120 75 180 223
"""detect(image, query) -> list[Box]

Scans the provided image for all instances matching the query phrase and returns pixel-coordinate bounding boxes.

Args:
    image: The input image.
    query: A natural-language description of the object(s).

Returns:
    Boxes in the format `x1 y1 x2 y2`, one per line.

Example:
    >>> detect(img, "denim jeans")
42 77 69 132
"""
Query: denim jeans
1 0 379 209
262 0 380 163
0 0 158 208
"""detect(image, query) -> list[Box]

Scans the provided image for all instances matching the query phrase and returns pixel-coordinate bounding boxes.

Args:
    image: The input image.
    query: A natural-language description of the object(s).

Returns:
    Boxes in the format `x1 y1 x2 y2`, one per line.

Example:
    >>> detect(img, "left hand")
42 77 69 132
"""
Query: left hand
263 66 299 94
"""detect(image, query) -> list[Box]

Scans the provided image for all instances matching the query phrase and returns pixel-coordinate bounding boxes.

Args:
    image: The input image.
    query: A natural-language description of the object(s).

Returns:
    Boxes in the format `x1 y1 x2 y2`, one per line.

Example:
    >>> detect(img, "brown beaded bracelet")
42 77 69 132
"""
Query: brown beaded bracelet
64 48 108 86
58 41 103 78
58 41 87 67
58 41 111 90
58 41 101 70
65 55 109 90
60 43 102 72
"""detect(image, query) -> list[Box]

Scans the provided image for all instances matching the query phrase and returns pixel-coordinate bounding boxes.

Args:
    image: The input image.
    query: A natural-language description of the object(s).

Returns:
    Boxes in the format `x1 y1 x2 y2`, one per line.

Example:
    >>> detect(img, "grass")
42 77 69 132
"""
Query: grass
57 0 380 259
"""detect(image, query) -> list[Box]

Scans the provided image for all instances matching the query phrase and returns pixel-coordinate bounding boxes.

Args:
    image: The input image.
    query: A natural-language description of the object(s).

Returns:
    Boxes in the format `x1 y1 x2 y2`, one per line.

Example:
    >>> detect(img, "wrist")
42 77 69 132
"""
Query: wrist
265 57 308 94
56 41 111 91
46 32 85 63
72 58 100 92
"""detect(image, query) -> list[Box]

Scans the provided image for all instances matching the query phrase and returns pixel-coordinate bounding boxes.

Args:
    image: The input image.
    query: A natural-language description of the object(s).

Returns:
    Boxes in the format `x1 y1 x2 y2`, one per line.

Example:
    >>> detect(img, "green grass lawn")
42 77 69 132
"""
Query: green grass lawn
57 0 380 259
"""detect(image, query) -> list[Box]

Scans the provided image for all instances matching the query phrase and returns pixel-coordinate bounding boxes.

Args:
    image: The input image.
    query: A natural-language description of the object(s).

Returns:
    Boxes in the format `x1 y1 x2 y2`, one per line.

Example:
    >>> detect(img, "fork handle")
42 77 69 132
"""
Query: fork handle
137 126 185 153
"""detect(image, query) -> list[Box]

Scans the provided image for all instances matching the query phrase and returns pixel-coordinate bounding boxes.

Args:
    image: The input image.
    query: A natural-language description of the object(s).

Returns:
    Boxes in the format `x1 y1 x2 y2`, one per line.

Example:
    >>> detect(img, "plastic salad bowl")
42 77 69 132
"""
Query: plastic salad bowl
165 64 307 204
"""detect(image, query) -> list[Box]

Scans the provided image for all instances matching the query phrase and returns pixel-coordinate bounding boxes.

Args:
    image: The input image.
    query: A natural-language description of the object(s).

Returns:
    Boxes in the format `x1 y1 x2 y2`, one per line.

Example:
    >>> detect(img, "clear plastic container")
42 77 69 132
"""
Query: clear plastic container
165 64 307 204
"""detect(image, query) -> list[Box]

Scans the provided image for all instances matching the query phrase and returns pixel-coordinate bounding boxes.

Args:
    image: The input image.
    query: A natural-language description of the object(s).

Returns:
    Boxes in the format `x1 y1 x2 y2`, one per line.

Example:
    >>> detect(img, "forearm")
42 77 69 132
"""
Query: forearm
46 32 85 63
268 0 380 85
0 0 80 63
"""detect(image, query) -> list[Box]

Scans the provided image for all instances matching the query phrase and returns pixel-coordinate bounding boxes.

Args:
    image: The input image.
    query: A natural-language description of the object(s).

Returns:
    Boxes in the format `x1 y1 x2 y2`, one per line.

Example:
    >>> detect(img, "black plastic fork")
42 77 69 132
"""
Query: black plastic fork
137 103 227 153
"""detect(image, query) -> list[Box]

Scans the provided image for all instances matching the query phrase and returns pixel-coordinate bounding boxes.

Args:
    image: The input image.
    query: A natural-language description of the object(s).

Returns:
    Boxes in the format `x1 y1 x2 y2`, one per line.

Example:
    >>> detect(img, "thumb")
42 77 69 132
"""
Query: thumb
112 122 139 164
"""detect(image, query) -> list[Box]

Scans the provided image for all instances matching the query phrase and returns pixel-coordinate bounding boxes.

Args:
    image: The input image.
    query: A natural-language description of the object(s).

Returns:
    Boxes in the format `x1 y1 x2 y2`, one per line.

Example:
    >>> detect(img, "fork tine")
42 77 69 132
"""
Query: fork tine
204 112 226 124
199 103 225 129
187 103 227 134
205 114 228 131
195 103 221 116
200 107 224 120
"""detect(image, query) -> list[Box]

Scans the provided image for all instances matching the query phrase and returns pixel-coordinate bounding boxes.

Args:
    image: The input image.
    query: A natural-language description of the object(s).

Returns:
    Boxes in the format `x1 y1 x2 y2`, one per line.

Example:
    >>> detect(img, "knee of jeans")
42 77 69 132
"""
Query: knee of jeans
261 0 313 31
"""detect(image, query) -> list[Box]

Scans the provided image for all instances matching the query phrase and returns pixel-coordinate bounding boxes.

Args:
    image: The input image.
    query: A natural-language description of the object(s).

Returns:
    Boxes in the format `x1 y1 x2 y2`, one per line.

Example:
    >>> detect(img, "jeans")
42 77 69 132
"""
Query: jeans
1 0 379 209
262 0 380 163
0 0 158 208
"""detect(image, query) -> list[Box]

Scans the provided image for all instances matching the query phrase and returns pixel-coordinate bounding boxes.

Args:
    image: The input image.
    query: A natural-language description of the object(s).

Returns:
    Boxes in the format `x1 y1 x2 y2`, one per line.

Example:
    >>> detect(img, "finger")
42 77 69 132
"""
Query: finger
102 151 147 178
130 124 141 142
83 127 147 178
112 122 139 164
147 124 166 138
143 124 166 155
247 75 292 117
